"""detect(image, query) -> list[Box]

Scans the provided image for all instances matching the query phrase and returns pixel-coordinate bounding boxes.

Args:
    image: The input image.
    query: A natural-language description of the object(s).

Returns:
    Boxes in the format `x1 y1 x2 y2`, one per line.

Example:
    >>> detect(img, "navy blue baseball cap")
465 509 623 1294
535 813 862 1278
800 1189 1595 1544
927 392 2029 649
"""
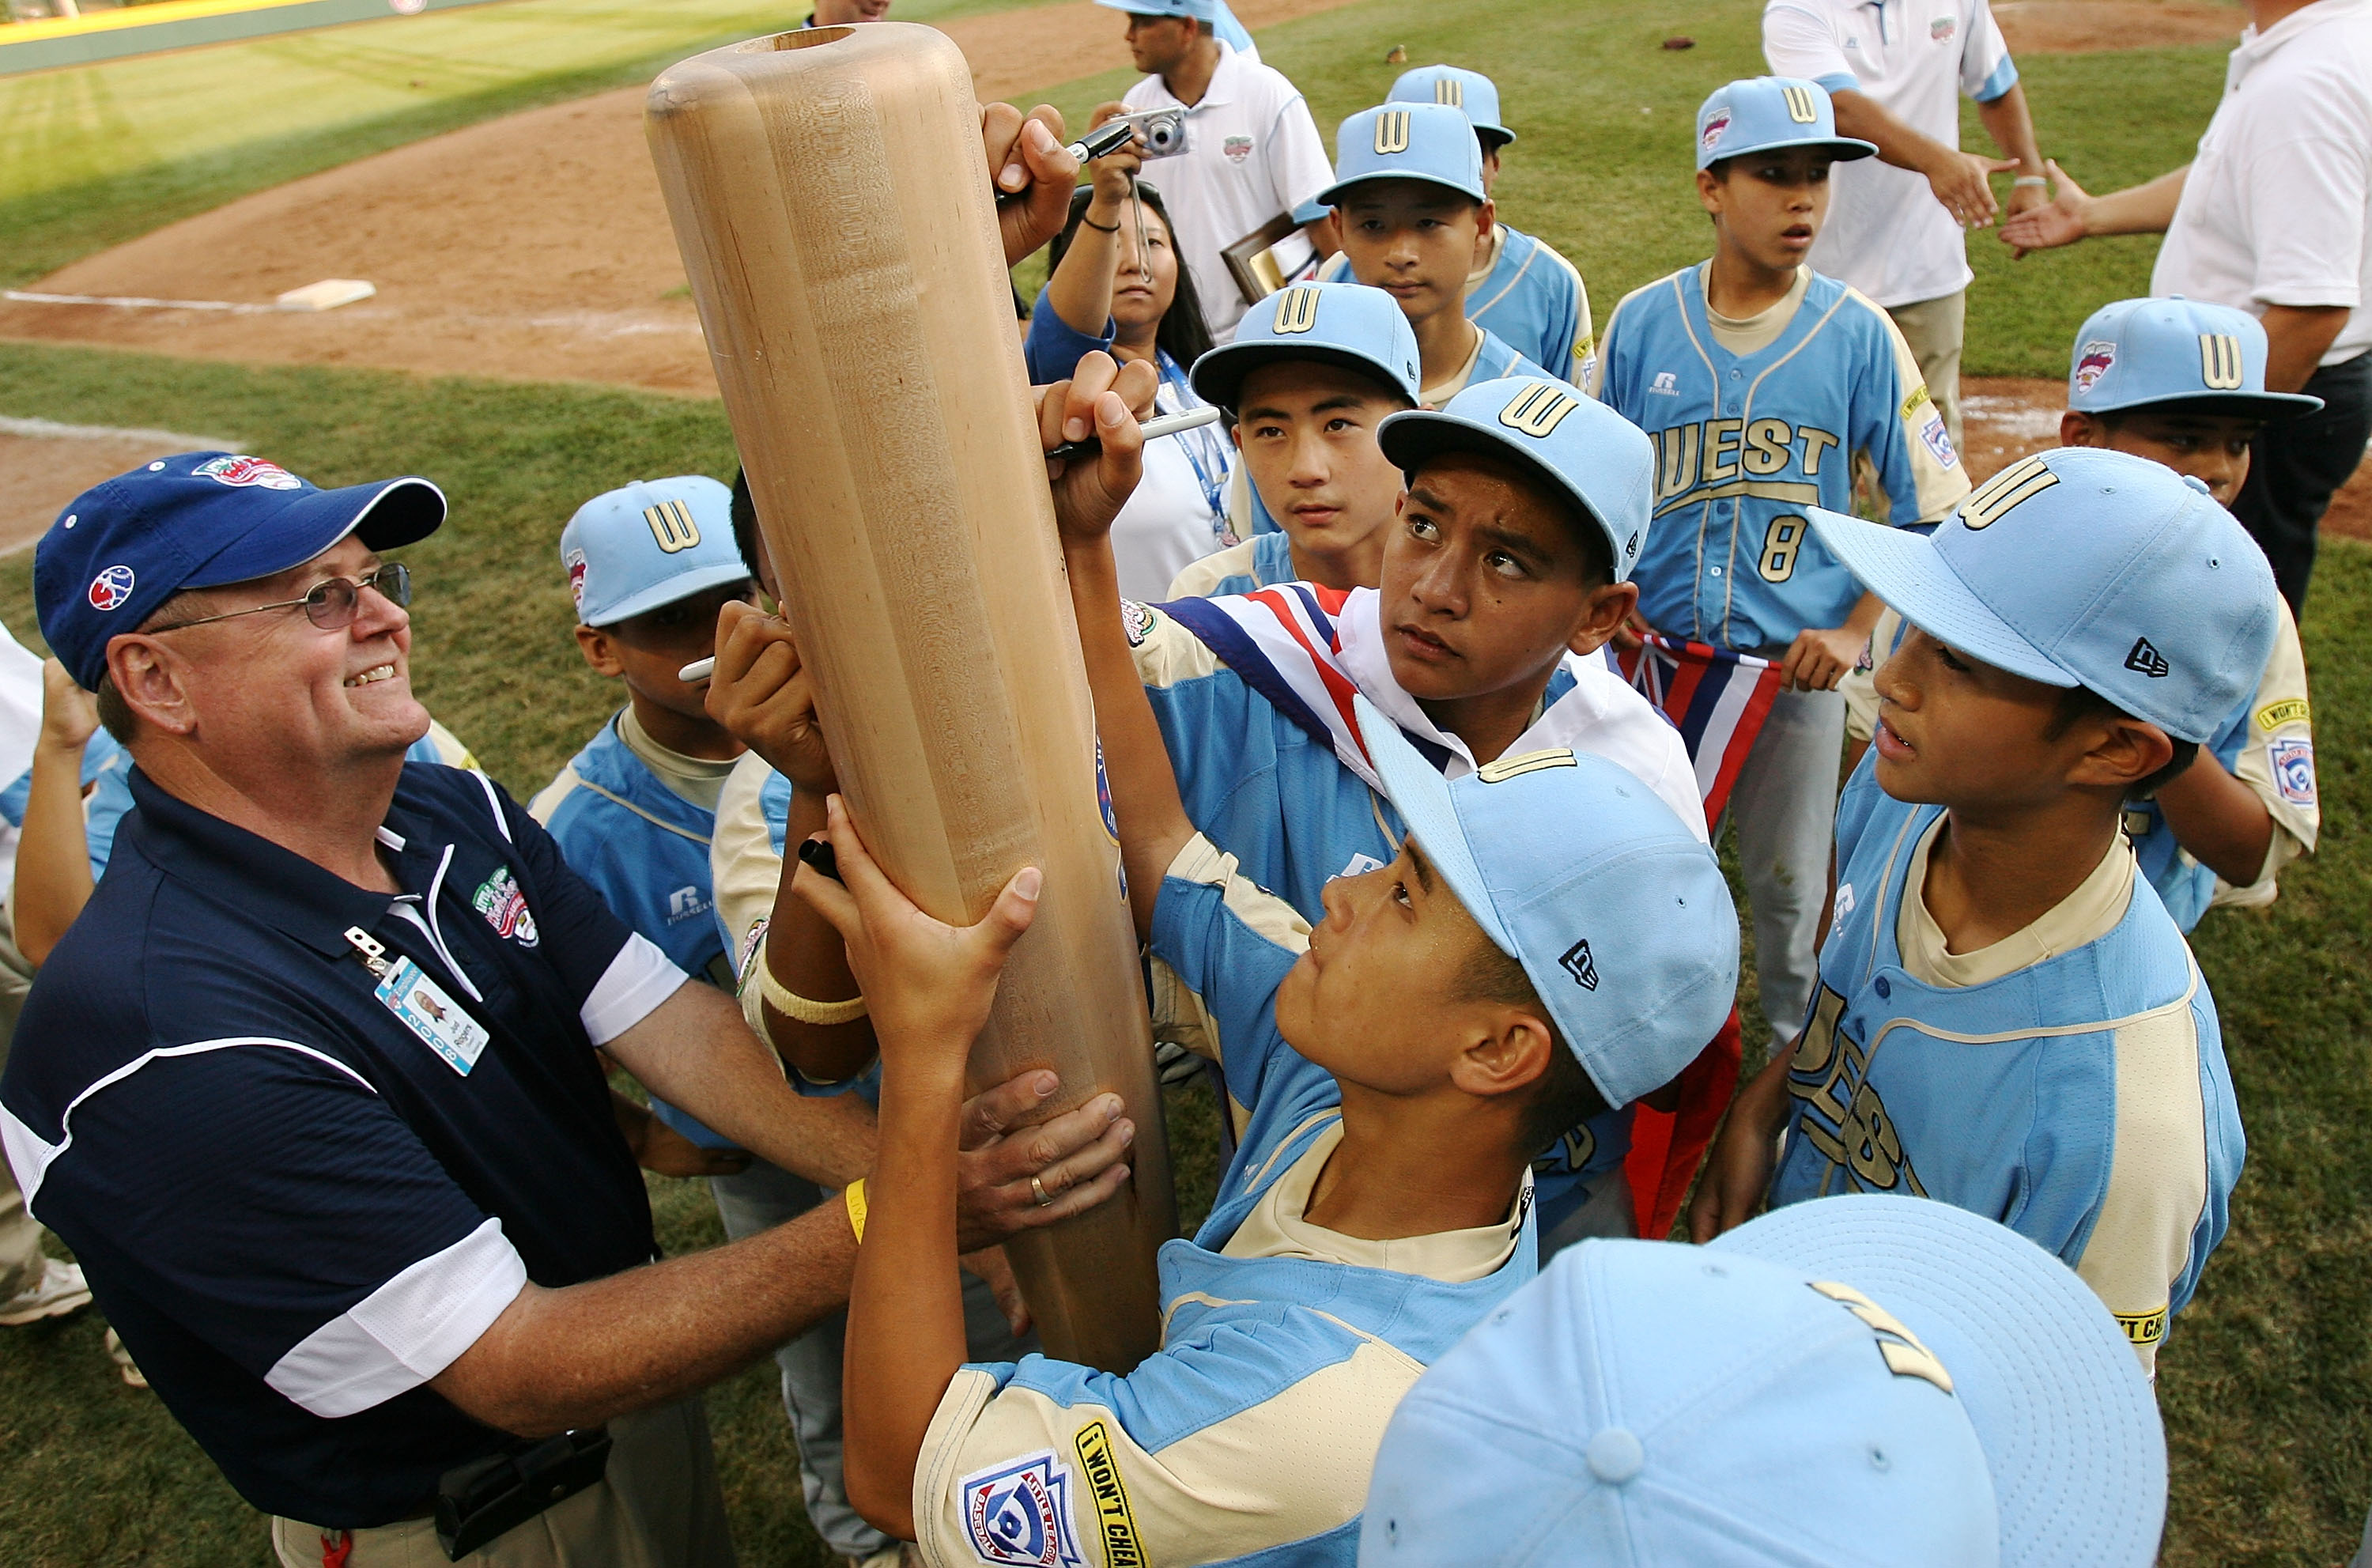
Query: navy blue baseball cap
36 452 445 692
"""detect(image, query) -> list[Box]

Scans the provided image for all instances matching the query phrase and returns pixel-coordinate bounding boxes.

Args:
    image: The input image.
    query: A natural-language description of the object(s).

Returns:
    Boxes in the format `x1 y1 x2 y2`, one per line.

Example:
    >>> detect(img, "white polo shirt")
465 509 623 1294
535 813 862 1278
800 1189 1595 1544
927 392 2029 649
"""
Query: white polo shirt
1121 41 1335 340
2151 0 2372 366
1762 0 2020 308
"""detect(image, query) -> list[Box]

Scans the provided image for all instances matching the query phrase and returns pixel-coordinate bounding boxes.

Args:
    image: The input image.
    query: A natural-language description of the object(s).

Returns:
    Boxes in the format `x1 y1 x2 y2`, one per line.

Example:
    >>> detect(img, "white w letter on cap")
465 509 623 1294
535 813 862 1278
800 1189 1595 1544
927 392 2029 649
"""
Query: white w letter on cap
1373 110 1412 155
1957 454 2059 531
1499 381 1581 438
1433 78 1464 108
644 500 701 554
1272 285 1323 334
1809 1280 1955 1393
2198 334 2244 391
1781 85 1819 124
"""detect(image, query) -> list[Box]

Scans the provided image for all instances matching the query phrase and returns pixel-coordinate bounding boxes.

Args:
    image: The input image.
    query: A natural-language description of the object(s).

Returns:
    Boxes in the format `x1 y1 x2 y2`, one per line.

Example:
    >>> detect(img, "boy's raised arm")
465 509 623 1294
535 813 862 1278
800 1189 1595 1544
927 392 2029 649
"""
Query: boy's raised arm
1040 352 1197 938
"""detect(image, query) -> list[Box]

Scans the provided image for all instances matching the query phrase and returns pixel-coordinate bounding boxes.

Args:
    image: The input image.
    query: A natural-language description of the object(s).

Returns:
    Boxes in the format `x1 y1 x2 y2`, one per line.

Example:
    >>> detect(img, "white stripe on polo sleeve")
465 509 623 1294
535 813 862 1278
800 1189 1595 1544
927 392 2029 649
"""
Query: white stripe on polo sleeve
581 932 688 1046
266 1216 528 1418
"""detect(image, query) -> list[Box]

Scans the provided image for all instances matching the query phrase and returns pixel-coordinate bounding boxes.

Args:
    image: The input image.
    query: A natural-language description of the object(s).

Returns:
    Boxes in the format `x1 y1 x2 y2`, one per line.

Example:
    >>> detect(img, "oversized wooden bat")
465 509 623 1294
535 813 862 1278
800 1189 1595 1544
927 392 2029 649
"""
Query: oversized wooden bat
647 21 1172 1371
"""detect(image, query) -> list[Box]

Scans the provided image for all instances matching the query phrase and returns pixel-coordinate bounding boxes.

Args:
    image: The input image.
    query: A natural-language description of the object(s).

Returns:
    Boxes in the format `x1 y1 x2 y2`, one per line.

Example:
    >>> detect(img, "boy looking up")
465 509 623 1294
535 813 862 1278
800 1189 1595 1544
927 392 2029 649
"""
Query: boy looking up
1057 349 1703 1245
1592 77 1968 1056
806 376 1735 1551
1846 297 2322 932
1169 281 1421 598
1694 448 2272 1377
1323 103 1557 407
1318 65 1596 387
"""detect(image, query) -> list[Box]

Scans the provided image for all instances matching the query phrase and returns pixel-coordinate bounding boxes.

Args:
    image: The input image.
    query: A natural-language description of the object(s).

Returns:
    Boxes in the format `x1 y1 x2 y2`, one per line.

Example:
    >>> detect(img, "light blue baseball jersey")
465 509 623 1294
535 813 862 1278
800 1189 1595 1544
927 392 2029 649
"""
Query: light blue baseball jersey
1166 528 1296 599
913 834 1535 1568
1320 224 1595 383
1592 264 1968 651
1438 324 1554 406
1768 754 2244 1373
1842 600 2319 934
1121 589 1706 1237
0 729 125 879
531 713 743 1145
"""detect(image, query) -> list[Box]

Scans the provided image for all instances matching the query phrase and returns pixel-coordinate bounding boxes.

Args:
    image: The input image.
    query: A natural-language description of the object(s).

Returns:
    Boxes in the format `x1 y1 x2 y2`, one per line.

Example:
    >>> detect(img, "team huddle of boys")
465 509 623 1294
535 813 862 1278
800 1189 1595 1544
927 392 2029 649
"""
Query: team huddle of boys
9 17 2323 1567
507 36 2323 1563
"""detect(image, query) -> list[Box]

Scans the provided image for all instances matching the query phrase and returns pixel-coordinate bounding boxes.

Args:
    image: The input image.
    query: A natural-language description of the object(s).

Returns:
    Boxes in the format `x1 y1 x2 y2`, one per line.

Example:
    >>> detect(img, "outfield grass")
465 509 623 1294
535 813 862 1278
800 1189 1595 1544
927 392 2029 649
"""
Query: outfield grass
2 0 2363 1561
0 0 1043 286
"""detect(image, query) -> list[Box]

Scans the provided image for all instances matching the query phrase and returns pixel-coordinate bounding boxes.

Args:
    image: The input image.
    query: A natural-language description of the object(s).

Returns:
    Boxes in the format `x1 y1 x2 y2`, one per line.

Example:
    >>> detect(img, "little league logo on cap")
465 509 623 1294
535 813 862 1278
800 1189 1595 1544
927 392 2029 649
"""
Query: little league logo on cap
1188 281 1423 411
1318 101 1486 206
86 565 136 612
1388 65 1514 145
2065 297 2324 420
1377 377 1654 583
559 475 750 629
1362 1196 2165 1567
1352 695 1736 1107
1694 76 1877 171
35 451 445 693
1805 446 2279 742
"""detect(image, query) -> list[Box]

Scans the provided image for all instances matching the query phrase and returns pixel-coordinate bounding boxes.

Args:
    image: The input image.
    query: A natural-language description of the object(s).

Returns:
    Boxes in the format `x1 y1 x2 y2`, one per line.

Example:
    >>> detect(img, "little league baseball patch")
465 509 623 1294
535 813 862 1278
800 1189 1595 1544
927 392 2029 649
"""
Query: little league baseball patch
959 1450 1086 1567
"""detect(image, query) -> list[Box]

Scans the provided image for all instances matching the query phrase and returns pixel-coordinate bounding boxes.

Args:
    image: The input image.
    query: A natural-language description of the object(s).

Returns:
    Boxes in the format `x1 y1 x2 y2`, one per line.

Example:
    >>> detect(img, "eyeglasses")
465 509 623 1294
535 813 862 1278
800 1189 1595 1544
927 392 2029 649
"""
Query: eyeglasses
149 562 413 633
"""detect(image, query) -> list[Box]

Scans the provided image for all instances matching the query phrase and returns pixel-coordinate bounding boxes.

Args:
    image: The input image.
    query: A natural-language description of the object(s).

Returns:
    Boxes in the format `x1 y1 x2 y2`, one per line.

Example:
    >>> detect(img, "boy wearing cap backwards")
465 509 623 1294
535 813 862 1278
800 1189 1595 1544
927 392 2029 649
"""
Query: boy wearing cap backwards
1362 1194 2167 1567
1051 351 1702 1247
1694 447 2268 1377
1845 297 2321 932
1319 66 1596 387
796 389 1735 1555
1169 281 1422 599
1591 77 1968 1058
1321 103 1558 408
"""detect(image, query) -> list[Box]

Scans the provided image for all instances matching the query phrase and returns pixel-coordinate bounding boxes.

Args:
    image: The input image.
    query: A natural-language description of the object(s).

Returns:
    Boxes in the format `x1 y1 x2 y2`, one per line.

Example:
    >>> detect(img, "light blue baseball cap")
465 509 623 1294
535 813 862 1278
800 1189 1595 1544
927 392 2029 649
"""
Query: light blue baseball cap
560 475 750 627
1354 695 1737 1107
1319 102 1486 207
2069 296 2323 419
1190 281 1422 410
1361 1196 2165 1568
1806 447 2278 742
1091 0 1214 18
1695 76 1877 172
1377 376 1654 583
1388 65 1513 146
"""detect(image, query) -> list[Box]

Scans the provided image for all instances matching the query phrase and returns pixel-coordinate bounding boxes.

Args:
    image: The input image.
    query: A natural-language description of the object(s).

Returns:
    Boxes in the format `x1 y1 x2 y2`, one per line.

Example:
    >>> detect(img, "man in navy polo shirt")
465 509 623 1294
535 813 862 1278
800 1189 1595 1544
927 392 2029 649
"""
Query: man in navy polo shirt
0 454 1135 1567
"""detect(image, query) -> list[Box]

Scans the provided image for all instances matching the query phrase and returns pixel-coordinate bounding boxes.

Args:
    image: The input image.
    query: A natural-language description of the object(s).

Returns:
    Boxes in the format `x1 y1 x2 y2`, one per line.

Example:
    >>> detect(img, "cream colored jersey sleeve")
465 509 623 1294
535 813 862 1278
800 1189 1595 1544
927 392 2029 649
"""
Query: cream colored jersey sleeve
2215 595 2318 909
1856 290 1972 524
709 751 788 1045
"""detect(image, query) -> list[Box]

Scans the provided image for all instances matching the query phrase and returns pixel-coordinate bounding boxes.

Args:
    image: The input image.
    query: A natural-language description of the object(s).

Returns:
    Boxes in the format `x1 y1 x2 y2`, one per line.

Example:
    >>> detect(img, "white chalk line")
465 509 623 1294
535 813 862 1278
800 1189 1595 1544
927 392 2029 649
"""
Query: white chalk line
0 416 239 449
2 289 289 315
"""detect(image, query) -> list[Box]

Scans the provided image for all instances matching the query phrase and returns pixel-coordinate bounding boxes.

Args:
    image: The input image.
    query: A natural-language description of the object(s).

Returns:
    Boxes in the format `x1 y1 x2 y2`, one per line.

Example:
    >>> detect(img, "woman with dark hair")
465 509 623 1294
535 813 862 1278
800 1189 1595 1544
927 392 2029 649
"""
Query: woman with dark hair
1024 149 1235 599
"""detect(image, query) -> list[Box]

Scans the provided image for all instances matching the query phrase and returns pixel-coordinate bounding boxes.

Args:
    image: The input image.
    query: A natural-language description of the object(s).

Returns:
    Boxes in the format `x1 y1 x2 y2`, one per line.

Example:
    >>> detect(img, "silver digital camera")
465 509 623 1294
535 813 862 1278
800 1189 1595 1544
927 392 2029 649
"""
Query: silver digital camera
1109 106 1188 159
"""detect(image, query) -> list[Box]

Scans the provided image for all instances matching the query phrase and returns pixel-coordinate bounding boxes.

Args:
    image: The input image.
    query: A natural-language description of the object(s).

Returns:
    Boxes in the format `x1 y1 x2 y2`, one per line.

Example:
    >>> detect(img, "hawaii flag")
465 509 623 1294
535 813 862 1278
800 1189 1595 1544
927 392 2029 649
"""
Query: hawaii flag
1612 633 1785 823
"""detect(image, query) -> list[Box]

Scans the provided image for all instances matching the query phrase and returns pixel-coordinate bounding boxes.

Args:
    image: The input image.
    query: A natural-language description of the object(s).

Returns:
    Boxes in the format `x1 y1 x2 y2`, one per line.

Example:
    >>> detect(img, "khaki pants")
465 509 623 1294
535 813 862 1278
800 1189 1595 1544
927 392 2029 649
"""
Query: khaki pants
270 1398 737 1568
0 907 47 1302
1884 290 1966 459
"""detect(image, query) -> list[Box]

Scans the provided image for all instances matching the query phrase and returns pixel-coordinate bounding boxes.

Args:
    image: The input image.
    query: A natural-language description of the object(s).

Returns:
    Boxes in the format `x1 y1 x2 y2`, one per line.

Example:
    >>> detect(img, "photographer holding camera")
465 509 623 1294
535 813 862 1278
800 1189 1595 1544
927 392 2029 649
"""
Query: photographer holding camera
1092 0 1332 341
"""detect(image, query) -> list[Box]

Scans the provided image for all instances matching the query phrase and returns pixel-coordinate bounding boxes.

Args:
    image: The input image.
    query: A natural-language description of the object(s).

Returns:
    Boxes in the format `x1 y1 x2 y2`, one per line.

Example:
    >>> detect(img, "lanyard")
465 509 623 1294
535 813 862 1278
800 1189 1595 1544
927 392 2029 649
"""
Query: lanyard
1158 353 1230 523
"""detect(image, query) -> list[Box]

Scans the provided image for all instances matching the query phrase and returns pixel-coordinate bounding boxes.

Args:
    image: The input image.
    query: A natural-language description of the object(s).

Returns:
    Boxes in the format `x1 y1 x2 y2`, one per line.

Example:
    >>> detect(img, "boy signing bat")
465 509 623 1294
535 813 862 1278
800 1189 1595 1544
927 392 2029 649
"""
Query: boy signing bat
770 365 1736 1568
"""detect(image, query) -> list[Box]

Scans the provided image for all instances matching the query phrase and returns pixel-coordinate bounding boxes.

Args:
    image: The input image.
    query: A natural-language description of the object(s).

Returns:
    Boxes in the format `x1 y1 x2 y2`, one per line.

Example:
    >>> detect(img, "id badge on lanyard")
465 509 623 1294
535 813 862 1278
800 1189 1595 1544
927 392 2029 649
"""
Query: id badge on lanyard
346 927 490 1075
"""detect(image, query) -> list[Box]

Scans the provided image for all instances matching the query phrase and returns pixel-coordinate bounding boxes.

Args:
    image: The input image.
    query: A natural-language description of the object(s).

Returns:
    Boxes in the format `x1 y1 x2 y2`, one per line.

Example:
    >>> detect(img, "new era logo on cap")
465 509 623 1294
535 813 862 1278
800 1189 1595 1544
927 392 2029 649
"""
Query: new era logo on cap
1559 939 1600 992
2125 637 2170 678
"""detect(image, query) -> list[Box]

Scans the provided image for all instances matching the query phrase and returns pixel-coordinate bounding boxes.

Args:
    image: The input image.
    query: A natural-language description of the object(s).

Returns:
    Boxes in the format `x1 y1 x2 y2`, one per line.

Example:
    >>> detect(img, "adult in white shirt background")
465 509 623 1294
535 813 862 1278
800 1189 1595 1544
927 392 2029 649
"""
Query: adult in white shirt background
1089 0 1335 342
2002 0 2372 614
1762 0 2049 454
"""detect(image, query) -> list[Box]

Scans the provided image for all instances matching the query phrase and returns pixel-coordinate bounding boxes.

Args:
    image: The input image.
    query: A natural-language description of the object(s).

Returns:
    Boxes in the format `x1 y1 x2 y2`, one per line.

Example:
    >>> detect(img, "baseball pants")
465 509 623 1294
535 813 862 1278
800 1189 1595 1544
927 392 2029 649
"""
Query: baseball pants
1884 290 1966 459
0 909 48 1303
2230 349 2372 615
711 1159 1032 1562
1724 686 1849 1053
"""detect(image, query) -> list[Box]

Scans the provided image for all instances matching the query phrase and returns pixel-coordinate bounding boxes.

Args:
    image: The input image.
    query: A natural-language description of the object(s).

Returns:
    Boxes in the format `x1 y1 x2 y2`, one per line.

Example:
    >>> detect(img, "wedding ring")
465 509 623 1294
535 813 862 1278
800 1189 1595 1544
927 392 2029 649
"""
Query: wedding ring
1030 1175 1053 1207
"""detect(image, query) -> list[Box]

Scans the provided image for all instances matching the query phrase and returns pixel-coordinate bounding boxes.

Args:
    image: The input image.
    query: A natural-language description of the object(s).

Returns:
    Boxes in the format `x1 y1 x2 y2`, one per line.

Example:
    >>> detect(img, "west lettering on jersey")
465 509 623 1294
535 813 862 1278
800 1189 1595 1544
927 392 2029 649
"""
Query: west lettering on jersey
1784 984 1929 1199
1650 418 1842 508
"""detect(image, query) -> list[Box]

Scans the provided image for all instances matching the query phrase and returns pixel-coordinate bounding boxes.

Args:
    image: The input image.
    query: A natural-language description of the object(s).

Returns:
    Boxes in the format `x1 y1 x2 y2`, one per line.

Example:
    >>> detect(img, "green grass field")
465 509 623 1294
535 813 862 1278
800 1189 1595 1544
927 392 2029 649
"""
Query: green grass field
0 0 1042 286
2 0 2365 1562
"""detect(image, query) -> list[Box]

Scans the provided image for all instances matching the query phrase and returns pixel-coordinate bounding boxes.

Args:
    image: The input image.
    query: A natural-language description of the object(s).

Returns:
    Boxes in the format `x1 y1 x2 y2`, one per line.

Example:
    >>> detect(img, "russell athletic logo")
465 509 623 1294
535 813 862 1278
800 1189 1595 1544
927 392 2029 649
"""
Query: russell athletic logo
87 565 135 612
1373 109 1412 155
